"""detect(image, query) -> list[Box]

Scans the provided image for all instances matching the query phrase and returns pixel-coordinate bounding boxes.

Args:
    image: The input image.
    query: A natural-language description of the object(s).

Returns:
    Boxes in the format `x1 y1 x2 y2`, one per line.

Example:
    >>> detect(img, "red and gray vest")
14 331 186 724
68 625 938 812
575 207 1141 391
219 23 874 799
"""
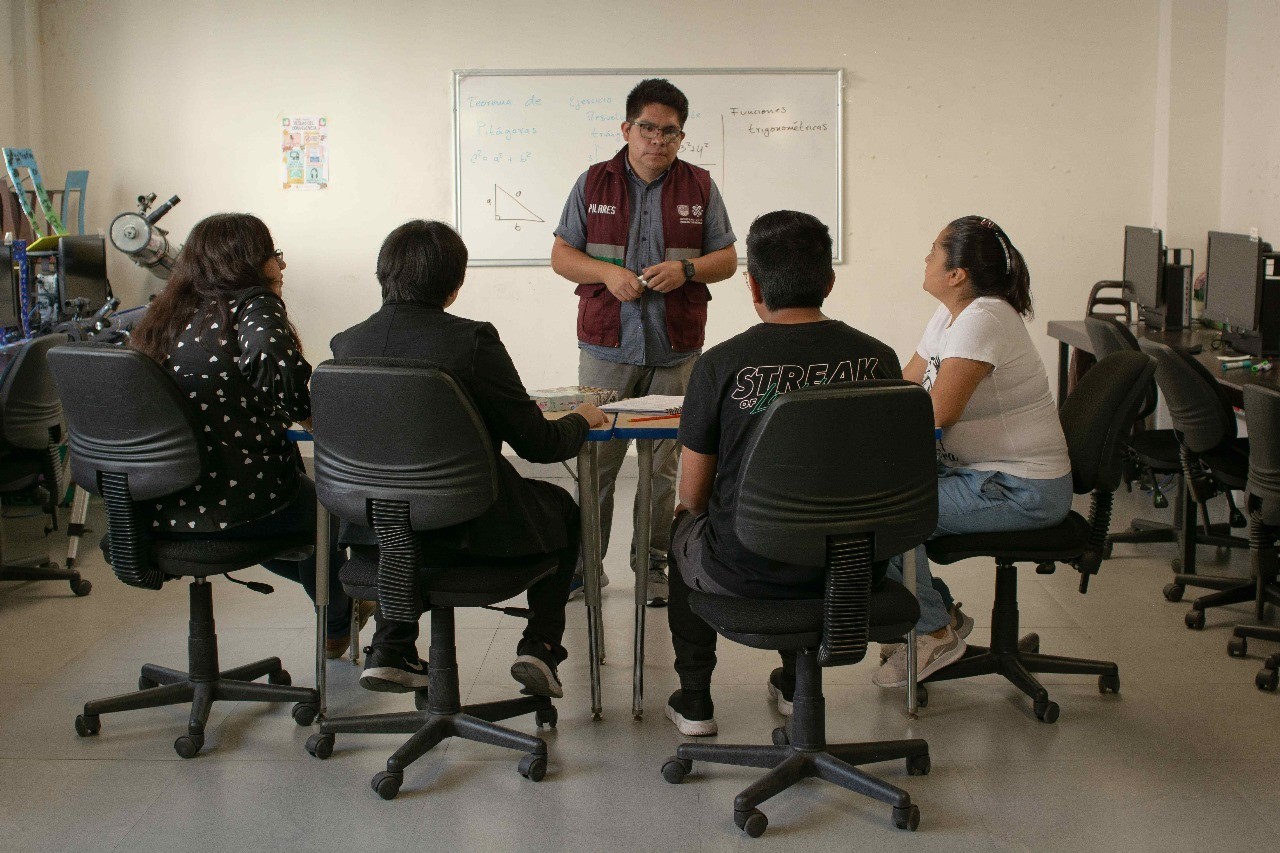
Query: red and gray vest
576 147 712 352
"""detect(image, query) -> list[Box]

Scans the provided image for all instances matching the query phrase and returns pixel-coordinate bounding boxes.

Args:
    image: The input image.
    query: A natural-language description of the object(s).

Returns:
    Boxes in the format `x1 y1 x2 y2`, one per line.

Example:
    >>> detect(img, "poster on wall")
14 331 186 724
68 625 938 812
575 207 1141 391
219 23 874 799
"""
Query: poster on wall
281 116 328 190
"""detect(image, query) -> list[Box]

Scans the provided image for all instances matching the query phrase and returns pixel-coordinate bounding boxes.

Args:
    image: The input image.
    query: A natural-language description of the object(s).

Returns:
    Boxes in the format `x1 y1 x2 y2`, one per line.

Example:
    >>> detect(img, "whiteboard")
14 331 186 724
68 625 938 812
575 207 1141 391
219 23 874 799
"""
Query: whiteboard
453 69 843 265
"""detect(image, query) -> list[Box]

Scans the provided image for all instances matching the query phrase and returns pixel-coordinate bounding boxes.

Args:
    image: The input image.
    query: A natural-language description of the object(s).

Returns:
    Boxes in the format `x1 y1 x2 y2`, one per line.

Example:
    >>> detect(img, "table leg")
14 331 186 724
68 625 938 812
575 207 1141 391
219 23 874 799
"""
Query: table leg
1057 340 1070 408
578 443 604 721
315 502 330 720
633 439 654 721
906 545 924 719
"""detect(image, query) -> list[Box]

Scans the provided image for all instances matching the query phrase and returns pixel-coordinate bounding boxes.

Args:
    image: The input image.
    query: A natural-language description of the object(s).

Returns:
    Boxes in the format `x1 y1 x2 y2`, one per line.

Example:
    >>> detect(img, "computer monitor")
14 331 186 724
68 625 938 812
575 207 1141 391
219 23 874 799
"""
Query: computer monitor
1123 225 1163 312
0 244 21 331
1204 231 1264 331
57 235 110 316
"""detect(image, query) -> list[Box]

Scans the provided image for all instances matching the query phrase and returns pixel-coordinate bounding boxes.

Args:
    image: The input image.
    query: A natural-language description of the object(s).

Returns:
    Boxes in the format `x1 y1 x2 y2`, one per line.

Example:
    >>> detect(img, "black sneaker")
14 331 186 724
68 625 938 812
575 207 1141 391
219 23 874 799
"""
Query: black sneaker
510 639 564 699
664 688 717 736
359 646 429 693
767 668 795 717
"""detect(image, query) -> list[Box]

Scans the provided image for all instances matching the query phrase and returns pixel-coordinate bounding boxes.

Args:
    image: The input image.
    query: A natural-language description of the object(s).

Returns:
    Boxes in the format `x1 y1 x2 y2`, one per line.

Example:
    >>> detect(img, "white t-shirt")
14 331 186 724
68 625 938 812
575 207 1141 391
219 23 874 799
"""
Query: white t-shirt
918 297 1070 480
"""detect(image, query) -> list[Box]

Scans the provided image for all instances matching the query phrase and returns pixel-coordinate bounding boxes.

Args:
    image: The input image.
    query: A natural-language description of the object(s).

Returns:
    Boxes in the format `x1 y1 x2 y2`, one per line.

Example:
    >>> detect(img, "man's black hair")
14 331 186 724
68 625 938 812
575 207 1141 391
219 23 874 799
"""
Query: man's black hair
376 220 468 306
745 210 834 311
625 78 689 126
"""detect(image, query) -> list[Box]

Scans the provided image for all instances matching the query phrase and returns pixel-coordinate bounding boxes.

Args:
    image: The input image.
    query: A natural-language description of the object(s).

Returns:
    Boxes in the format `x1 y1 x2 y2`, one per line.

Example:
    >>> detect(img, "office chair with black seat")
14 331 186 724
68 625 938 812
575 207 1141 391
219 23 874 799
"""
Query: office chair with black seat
1137 338 1252 628
0 333 92 596
660 380 935 838
48 343 320 758
1226 385 1280 690
1084 317 1181 551
302 359 556 801
920 351 1154 722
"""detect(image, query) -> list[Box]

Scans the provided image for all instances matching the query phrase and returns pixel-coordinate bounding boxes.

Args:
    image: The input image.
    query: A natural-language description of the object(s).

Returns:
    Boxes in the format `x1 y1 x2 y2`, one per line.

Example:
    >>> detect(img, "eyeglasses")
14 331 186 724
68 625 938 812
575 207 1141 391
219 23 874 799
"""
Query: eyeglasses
629 120 683 143
272 250 285 264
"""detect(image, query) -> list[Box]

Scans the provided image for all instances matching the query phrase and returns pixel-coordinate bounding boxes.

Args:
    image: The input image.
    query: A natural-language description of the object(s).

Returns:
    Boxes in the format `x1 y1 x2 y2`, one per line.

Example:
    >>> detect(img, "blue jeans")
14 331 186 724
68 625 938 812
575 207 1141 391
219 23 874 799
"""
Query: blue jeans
886 466 1074 634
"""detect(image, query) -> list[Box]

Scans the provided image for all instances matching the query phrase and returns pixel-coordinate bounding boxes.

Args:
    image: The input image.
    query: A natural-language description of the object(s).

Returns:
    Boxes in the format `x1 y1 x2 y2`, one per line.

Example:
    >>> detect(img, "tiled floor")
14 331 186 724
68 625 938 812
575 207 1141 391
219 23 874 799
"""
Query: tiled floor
1 473 1277 853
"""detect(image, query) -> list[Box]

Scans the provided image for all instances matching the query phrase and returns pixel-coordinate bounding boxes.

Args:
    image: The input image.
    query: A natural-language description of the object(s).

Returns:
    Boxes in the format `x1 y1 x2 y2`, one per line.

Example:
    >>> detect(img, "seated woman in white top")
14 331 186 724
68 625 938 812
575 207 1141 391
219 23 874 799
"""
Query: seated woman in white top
873 215 1072 688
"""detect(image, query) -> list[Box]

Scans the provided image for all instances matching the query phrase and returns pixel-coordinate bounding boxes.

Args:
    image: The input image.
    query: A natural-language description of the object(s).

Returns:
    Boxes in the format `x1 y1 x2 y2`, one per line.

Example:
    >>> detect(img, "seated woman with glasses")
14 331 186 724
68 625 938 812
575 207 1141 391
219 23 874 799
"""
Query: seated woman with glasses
872 215 1072 689
130 213 361 656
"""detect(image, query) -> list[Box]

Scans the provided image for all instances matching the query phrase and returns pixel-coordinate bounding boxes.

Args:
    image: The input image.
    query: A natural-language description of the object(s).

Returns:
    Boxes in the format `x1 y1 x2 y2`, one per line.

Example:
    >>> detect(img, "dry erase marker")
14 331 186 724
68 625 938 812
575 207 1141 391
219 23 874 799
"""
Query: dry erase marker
1222 360 1253 372
636 275 649 288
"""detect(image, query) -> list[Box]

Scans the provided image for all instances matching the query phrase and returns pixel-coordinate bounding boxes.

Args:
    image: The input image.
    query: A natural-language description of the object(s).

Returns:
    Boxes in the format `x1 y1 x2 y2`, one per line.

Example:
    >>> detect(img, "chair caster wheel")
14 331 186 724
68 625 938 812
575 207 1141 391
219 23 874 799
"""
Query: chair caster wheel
1228 636 1248 658
892 803 921 831
1034 700 1060 724
174 733 204 759
291 703 318 726
915 685 929 708
1185 609 1205 630
906 753 931 776
74 714 100 737
518 753 547 781
70 577 91 596
735 808 768 837
138 676 157 691
1018 633 1041 654
771 726 790 746
305 732 334 759
1098 674 1120 694
1163 583 1185 603
661 756 691 784
371 770 402 800
414 689 429 711
268 669 292 686
1256 668 1279 692
1266 653 1280 670
536 707 558 729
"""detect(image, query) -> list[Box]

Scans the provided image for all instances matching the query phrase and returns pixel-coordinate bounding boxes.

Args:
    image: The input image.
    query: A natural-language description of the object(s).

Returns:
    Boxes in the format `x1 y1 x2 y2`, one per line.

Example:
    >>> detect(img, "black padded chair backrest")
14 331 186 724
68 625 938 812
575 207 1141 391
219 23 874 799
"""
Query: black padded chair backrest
1138 338 1236 453
311 359 500 622
0 333 68 450
310 358 498 531
1059 350 1156 495
48 342 204 590
736 381 938 668
1085 317 1155 420
1244 385 1280 527
48 341 203 500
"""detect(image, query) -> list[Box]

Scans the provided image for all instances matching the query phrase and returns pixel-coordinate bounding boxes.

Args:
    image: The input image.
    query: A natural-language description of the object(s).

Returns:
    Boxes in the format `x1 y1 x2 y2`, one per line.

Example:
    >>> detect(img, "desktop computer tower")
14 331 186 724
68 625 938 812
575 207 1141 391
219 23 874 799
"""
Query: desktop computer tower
1142 261 1191 331
1222 278 1280 358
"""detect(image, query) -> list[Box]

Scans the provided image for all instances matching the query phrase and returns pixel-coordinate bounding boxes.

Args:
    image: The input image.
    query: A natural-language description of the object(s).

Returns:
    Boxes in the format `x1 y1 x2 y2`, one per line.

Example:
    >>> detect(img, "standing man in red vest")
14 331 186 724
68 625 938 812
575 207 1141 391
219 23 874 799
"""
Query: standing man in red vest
552 78 738 606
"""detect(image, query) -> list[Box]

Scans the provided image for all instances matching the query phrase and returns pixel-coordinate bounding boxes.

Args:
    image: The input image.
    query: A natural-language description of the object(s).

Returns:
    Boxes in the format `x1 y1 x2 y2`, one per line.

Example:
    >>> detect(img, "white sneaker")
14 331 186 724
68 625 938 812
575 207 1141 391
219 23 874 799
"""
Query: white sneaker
644 566 669 607
872 627 965 689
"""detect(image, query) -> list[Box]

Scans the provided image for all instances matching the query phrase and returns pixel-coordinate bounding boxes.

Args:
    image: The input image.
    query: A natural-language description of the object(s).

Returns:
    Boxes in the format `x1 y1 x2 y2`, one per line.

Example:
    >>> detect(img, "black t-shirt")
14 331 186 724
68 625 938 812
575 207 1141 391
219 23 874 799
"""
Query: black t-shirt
678 320 902 598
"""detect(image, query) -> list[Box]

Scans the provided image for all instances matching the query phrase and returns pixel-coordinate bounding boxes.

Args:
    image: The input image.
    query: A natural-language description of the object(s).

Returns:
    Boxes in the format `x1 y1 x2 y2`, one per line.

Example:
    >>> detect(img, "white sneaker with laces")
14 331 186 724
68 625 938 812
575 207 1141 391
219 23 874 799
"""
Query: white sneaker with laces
872 627 965 689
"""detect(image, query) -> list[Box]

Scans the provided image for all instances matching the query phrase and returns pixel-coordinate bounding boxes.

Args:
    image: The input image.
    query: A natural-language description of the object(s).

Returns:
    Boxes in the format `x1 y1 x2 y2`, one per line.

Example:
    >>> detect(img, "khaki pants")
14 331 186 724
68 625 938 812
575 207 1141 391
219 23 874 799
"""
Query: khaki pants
578 350 697 570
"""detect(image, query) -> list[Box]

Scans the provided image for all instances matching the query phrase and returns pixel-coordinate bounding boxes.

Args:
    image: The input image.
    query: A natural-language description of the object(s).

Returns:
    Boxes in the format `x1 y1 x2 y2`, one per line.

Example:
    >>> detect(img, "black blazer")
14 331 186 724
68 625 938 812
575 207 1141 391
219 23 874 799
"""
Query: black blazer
330 302 588 556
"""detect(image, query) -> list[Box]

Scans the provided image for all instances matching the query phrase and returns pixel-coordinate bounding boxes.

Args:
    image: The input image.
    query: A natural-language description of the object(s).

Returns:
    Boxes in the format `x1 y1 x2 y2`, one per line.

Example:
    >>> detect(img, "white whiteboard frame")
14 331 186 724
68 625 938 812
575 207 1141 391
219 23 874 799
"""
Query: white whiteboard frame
452 67 844 267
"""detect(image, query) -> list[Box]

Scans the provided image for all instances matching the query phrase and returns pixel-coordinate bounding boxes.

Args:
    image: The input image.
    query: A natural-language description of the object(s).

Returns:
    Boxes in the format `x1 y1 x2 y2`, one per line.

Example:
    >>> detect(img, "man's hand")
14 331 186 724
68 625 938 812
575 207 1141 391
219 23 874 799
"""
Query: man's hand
573 402 610 428
604 266 645 302
641 260 687 293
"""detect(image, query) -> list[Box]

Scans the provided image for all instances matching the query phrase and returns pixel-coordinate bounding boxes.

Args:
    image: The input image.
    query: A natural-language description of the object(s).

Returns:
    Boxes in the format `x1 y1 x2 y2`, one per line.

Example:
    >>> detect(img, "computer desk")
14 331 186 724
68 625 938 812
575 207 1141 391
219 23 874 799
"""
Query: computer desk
1046 319 1280 408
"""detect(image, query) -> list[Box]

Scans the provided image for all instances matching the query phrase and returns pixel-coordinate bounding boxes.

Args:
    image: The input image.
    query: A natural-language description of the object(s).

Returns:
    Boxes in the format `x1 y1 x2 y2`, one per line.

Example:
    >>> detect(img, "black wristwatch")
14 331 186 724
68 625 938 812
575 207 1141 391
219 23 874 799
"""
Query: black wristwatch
682 258 696 281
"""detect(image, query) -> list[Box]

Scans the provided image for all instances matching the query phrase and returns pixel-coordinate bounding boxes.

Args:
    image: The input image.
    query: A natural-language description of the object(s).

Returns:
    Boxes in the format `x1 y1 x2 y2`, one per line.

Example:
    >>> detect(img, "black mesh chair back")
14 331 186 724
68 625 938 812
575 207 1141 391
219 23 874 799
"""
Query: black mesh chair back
1138 338 1237 454
0 333 68 451
1245 385 1280 527
311 358 499 622
735 380 937 666
49 341 204 590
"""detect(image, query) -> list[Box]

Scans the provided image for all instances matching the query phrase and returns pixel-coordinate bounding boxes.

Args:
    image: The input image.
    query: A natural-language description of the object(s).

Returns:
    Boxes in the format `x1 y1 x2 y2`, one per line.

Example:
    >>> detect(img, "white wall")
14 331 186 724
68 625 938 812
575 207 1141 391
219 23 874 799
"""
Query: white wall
30 0 1175 388
1 0 44 170
1219 0 1280 239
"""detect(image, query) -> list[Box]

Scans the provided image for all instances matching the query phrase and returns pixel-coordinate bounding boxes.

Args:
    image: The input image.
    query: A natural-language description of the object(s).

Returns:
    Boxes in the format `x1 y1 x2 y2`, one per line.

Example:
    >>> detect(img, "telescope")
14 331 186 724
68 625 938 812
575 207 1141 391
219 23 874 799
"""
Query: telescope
109 193 180 279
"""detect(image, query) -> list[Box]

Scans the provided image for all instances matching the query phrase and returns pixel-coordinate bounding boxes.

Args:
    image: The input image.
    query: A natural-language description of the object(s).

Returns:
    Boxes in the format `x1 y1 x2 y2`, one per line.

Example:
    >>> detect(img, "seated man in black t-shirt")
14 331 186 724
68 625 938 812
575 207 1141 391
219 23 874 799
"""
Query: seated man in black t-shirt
665 210 902 736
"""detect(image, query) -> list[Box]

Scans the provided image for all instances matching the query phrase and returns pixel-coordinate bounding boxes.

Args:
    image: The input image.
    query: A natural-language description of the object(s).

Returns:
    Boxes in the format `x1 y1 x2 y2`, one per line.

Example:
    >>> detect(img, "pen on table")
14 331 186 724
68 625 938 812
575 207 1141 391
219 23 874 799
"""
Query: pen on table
1222 360 1253 372
629 413 681 423
1252 360 1273 373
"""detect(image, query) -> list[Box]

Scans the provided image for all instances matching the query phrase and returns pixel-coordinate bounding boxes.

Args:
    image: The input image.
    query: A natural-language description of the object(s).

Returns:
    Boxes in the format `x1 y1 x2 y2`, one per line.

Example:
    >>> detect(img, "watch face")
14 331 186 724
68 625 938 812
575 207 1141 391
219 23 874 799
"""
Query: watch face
683 259 695 278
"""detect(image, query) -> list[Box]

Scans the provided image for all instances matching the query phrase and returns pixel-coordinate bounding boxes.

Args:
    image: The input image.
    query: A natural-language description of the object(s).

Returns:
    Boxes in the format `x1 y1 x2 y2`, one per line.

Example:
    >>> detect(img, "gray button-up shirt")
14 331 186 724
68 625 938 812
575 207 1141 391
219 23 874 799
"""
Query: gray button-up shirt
554 157 735 367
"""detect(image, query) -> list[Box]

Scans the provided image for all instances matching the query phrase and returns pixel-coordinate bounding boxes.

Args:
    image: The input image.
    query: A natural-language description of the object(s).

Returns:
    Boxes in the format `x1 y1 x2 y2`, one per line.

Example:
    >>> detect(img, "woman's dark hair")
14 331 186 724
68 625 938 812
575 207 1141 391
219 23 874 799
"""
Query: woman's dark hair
940 215 1032 316
131 213 299 362
376 220 468 306
746 210 833 310
625 78 689 127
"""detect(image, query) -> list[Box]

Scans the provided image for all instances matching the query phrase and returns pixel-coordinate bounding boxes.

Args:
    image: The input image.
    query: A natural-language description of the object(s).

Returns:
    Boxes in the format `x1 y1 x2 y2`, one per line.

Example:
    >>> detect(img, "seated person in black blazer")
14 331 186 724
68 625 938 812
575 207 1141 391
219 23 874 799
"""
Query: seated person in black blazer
665 210 902 736
331 220 609 698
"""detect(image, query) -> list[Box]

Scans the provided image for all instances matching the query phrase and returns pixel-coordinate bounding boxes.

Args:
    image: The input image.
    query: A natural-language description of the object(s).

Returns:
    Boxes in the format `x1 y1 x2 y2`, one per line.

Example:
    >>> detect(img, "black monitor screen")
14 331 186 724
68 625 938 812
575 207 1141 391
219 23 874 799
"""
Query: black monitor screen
57 236 109 314
1204 231 1263 331
0 245 19 330
1123 225 1163 309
